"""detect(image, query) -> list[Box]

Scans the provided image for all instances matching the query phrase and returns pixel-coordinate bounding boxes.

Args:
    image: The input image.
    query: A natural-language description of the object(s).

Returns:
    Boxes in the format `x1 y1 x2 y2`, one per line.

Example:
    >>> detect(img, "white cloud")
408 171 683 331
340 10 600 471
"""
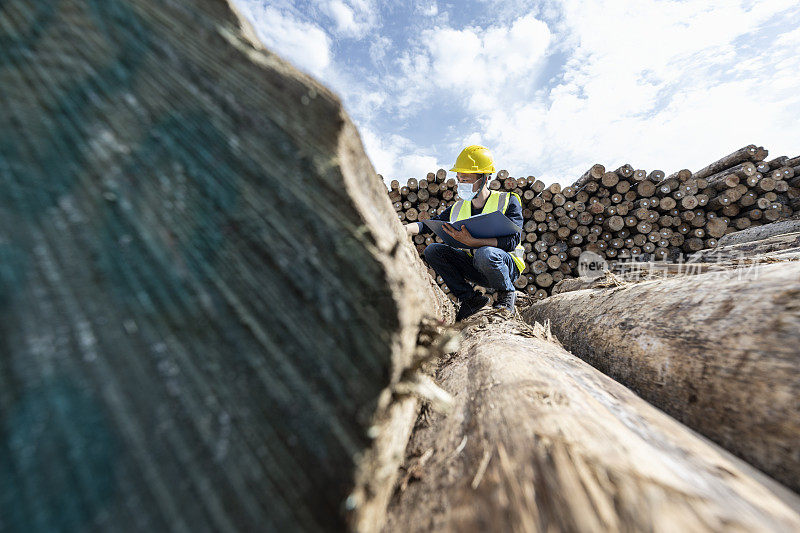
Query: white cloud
360 127 444 184
235 4 332 78
326 1 357 33
420 14 551 97
471 0 800 184
369 35 392 68
232 0 800 186
320 0 379 38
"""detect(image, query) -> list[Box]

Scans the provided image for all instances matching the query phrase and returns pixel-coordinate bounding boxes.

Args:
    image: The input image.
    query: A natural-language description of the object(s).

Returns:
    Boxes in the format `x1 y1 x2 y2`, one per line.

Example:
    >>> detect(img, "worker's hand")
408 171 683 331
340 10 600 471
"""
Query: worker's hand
443 223 477 247
404 223 417 236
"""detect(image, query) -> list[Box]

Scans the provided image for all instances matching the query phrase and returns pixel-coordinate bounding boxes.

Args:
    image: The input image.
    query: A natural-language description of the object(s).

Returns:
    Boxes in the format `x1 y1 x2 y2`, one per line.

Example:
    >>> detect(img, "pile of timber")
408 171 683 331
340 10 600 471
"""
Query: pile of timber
387 146 800 300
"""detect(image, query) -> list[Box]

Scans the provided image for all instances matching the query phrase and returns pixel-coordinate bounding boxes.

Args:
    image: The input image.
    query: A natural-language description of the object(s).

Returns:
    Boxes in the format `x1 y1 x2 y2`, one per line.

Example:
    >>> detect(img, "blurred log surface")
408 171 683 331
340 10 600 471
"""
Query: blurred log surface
0 1 452 532
384 315 800 532
521 262 800 492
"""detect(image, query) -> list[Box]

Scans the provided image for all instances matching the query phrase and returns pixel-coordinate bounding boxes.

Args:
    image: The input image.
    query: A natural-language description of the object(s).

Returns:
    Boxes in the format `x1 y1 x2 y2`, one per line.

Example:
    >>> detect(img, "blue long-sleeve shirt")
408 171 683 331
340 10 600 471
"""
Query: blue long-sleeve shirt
415 194 523 252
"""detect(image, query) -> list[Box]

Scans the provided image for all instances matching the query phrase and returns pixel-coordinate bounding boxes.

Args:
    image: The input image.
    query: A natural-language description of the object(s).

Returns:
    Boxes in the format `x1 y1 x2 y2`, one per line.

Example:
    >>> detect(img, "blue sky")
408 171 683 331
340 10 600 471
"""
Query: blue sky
232 0 800 186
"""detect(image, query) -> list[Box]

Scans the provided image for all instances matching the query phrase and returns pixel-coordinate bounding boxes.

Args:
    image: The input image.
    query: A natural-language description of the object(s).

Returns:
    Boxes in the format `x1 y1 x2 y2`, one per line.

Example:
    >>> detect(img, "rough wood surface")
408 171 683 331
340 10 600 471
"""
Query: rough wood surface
0 1 453 531
716 218 800 247
521 263 800 492
692 145 762 180
384 314 800 532
689 233 800 262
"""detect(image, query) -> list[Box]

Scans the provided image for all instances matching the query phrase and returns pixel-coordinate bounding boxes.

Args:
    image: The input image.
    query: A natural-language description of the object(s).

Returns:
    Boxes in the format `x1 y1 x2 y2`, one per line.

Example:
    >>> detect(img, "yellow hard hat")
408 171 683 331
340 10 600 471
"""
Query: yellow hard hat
450 145 495 174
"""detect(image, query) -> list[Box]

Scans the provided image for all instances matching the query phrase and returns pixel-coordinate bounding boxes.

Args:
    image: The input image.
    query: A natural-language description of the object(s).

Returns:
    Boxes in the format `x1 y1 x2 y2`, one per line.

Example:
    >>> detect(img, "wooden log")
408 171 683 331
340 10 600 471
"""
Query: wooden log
716 218 800 247
636 180 655 197
602 215 624 232
680 195 698 210
690 232 800 262
0 2 455 531
521 262 800 491
665 168 692 182
615 163 634 177
705 162 756 190
766 156 788 169
601 172 619 187
573 164 605 188
385 318 800 532
692 145 763 179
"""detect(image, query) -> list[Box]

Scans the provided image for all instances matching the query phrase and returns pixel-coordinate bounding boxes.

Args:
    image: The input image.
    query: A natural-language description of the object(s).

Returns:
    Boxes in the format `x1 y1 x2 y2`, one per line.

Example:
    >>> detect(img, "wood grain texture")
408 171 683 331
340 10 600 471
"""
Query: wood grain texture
0 1 452 531
692 145 762 180
689 233 800 262
716 218 800 247
384 315 800 532
521 263 800 492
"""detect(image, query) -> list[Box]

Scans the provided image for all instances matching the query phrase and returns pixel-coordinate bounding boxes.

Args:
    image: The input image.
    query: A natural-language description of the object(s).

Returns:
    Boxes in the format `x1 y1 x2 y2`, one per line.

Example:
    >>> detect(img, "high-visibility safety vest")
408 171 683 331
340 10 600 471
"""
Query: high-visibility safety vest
449 191 526 274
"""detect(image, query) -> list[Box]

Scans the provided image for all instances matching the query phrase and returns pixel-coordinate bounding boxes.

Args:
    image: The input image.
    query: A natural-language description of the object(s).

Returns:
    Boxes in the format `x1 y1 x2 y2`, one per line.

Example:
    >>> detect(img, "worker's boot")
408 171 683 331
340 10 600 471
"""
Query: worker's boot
493 290 516 313
455 292 490 321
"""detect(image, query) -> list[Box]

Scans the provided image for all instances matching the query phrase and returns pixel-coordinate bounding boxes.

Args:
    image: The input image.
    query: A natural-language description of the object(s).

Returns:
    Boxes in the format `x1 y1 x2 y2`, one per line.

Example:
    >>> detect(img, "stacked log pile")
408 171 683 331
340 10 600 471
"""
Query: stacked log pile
388 146 799 300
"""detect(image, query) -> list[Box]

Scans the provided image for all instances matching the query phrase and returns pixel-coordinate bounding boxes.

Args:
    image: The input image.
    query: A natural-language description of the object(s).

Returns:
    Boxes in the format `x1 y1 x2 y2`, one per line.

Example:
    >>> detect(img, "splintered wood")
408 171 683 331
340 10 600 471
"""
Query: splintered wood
386 145 798 300
384 315 800 532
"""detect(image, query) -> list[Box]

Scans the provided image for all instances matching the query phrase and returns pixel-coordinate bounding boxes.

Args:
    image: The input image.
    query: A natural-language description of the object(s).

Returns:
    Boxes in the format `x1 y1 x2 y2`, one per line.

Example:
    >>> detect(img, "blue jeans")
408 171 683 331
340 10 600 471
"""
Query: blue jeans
424 243 519 301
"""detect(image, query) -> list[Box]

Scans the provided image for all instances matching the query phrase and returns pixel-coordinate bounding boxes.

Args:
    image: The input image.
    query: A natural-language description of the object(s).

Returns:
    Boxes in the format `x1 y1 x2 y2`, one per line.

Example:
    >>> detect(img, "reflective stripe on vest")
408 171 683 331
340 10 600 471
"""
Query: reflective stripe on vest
449 191 526 274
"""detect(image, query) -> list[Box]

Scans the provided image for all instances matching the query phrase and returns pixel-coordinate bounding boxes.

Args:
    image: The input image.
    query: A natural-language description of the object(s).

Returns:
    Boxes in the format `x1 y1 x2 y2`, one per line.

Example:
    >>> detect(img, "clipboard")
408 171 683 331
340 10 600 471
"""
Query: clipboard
422 210 522 249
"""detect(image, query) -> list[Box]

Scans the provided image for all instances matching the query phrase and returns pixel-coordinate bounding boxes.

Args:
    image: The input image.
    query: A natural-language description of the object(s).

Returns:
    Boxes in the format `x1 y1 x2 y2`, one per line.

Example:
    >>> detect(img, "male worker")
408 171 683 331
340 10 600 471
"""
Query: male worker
404 145 525 321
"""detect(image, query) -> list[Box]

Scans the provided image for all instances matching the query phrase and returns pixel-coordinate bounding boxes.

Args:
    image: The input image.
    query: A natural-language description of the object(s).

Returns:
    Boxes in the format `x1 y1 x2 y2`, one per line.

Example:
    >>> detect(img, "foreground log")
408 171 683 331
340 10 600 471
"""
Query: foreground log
384 315 800 531
0 1 453 531
521 262 800 491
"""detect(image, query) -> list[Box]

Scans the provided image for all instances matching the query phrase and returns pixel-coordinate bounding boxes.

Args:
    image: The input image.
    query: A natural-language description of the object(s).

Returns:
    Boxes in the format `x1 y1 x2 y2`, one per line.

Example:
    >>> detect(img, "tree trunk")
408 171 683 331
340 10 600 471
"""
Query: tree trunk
0 1 452 531
384 316 800 532
521 263 800 492
715 218 800 247
689 232 800 261
692 145 762 179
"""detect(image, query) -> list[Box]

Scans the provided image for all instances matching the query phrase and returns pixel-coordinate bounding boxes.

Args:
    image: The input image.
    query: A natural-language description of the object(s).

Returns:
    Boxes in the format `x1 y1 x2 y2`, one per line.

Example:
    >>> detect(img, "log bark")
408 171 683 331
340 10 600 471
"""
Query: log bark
689 233 800 261
574 164 605 188
521 262 800 492
692 145 762 179
716 218 800 247
0 2 453 532
384 316 800 531
705 162 757 189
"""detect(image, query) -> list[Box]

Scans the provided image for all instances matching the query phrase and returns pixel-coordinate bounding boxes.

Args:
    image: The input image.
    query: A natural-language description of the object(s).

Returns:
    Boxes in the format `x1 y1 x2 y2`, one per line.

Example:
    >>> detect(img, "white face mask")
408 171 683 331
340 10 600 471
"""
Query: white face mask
457 182 477 201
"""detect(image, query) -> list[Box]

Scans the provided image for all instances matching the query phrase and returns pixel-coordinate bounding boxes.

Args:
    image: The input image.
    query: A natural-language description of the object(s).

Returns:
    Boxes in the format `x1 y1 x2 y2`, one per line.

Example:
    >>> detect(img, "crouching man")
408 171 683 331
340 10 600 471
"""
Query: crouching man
404 145 525 321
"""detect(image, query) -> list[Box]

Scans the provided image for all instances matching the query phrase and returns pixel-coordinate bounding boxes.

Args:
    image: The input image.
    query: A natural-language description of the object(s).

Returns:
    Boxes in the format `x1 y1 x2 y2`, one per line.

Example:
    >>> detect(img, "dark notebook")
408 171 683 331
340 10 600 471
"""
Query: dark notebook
422 211 522 249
